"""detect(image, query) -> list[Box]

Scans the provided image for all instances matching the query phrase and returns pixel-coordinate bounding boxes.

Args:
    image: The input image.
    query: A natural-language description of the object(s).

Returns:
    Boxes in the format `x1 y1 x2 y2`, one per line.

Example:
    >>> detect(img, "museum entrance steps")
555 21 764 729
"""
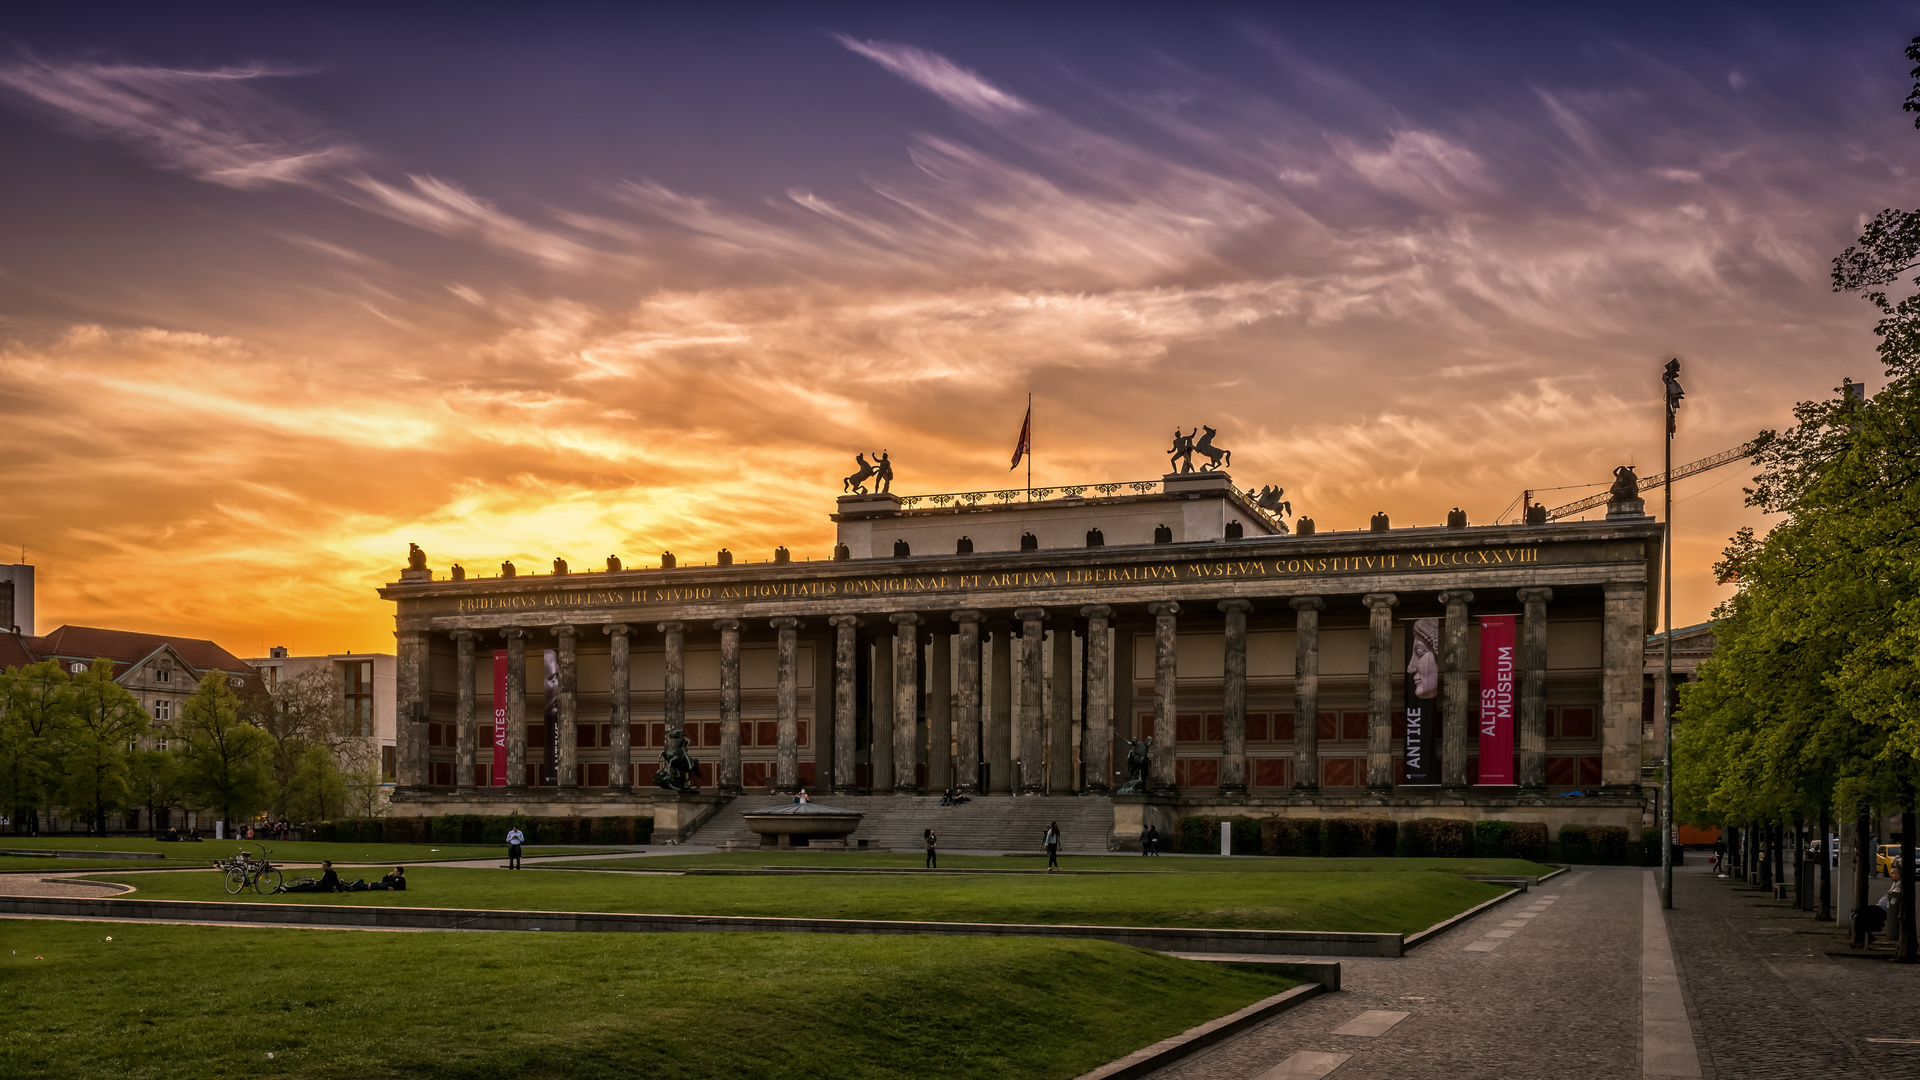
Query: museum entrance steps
685 793 1116 854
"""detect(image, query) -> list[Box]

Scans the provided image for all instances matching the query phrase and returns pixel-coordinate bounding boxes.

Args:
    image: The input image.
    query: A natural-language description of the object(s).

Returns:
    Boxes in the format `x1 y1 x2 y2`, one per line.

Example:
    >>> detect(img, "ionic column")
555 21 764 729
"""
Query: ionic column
772 616 800 793
553 625 578 788
1601 582 1647 791
928 625 953 794
395 630 429 787
606 624 632 792
502 628 528 789
453 630 478 792
891 613 922 793
1080 606 1112 794
872 631 895 793
1048 619 1074 793
1439 590 1475 788
1362 594 1398 791
987 621 1013 794
829 615 860 794
952 611 983 795
715 619 743 794
1014 607 1047 794
659 619 686 735
1147 601 1179 793
1516 588 1553 790
1218 600 1251 794
1291 597 1324 791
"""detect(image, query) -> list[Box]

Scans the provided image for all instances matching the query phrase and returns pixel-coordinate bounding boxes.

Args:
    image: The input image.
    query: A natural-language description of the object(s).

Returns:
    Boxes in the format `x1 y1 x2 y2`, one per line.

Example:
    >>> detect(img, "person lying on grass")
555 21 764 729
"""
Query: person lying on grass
278 861 342 893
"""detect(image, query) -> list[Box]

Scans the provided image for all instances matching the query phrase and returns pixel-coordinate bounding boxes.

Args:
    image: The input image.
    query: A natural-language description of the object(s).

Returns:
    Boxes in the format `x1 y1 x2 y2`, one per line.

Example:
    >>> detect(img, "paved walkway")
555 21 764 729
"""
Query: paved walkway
1144 866 1670 1080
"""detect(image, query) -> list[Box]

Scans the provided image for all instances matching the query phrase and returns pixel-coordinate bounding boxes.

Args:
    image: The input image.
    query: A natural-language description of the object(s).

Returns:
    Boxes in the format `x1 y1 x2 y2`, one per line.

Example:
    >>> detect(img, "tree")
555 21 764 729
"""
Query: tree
127 748 186 838
175 672 273 831
0 660 74 835
284 744 349 822
60 659 148 835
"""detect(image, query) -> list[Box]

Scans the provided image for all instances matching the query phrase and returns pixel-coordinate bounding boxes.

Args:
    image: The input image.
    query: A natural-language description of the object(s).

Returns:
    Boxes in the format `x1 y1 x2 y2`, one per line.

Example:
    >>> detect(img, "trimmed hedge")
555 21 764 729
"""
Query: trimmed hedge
1177 815 1262 855
312 815 651 846
1323 817 1397 858
1259 817 1322 857
1558 824 1633 865
1471 820 1548 861
1397 817 1474 858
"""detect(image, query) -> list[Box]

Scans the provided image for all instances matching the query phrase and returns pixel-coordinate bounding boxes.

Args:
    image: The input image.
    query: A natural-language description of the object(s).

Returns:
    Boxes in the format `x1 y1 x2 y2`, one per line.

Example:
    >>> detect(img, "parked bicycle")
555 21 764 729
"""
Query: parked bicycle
215 847 283 895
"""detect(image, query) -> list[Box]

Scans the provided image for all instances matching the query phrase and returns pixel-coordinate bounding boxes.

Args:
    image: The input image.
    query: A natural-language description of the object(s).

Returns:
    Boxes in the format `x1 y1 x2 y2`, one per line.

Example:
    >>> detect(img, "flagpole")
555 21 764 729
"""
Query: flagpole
1026 392 1032 502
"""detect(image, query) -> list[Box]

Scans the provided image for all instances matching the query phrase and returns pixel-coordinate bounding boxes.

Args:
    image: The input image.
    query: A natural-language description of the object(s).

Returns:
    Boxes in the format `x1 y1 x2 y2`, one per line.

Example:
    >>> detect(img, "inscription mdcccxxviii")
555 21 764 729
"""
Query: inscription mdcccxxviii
444 547 1541 614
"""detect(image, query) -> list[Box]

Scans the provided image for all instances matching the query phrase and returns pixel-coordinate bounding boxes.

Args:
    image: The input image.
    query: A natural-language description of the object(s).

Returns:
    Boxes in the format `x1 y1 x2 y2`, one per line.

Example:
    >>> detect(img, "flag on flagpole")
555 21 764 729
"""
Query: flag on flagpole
1009 401 1031 470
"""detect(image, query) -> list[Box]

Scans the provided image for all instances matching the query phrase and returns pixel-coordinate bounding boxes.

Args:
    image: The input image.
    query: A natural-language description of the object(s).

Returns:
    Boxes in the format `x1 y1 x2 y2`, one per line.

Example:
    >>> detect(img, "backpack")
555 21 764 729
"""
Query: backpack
1854 904 1887 935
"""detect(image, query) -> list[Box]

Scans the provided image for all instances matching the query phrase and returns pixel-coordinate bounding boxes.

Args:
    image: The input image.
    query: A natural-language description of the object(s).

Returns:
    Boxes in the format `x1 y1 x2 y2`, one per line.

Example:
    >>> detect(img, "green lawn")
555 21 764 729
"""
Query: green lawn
0 920 1292 1080
0 838 598 872
86 861 1507 933
599 851 1561 876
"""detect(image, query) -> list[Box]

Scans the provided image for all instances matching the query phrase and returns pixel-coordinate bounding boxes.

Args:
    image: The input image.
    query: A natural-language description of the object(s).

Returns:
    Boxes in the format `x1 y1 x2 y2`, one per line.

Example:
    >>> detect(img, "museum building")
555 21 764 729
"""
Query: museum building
380 469 1662 846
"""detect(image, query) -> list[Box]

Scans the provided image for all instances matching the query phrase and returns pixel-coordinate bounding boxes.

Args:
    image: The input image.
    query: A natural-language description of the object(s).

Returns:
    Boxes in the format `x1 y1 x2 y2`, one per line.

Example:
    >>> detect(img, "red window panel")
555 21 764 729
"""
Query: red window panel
1187 758 1219 786
1317 712 1337 740
1204 714 1224 743
1392 710 1407 739
797 721 808 747
1468 756 1480 783
1273 714 1295 742
474 763 488 788
1341 712 1368 741
1176 714 1202 742
739 723 752 746
1247 713 1269 742
1322 758 1357 787
798 762 817 786
629 723 645 747
1141 714 1156 739
651 722 667 747
1173 759 1188 786
1577 755 1602 786
1393 757 1405 785
427 723 442 748
528 724 546 749
756 721 778 747
578 725 596 748
1560 707 1595 739
743 762 768 788
586 763 609 787
524 763 539 787
602 724 612 747
696 762 714 787
1544 756 1577 785
703 722 722 747
1252 758 1291 787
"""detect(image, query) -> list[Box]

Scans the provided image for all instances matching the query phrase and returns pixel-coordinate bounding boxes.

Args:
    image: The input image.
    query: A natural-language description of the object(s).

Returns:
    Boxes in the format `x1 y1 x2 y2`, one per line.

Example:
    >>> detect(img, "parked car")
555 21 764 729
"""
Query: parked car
1875 844 1903 876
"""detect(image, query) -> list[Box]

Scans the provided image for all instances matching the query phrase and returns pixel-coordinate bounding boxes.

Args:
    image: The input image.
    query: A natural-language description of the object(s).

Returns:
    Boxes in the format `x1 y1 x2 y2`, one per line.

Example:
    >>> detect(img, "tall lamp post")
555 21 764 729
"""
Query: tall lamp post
1661 358 1684 910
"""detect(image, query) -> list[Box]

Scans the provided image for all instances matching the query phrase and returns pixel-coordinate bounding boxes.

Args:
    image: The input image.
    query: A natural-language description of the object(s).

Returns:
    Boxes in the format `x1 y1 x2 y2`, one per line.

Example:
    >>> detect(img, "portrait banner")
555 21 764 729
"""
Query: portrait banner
542 648 560 787
491 650 509 786
1403 617 1440 785
1477 614 1516 785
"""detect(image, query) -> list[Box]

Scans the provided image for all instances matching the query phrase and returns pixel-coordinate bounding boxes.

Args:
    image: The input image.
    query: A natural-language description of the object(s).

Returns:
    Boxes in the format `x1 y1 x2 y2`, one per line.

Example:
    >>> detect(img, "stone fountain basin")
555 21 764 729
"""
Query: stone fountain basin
741 803 863 840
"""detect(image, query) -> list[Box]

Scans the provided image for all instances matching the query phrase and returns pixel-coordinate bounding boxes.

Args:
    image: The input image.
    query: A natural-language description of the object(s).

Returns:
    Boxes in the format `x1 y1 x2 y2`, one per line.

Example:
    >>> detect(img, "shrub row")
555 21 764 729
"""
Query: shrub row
1554 824 1652 865
1189 815 1562 860
1177 815 1264 854
312 815 651 846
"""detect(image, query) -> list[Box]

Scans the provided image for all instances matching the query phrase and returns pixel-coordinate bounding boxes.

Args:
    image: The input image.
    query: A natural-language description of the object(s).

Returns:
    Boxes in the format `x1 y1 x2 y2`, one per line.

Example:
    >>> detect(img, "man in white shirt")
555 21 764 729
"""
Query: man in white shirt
506 826 525 869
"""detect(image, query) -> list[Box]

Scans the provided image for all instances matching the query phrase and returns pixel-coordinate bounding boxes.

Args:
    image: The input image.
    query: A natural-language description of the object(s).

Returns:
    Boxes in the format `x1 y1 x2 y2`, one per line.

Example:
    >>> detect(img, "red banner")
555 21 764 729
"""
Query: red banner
491 650 509 787
1477 615 1516 784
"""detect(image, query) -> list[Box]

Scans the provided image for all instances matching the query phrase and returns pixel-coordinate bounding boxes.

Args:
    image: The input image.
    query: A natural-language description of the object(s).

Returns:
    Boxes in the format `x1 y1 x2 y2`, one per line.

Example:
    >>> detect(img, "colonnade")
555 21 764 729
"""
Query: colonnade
398 581 1645 797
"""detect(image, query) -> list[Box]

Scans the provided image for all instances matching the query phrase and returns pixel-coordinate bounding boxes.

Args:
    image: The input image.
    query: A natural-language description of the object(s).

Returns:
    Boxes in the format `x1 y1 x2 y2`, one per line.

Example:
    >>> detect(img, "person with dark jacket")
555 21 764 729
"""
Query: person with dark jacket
377 866 407 891
924 829 937 869
283 861 342 894
1045 822 1061 870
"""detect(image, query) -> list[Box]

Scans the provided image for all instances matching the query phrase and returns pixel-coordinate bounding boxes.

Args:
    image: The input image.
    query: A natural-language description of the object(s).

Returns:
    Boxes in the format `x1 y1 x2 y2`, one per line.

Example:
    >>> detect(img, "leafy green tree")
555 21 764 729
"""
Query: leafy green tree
127 748 186 837
284 744 349 823
0 660 75 835
175 672 273 831
60 659 148 835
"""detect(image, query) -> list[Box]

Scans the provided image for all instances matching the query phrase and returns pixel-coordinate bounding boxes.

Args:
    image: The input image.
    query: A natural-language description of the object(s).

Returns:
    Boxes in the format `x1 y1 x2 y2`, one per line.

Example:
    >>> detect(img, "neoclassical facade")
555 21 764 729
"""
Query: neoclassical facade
381 472 1661 839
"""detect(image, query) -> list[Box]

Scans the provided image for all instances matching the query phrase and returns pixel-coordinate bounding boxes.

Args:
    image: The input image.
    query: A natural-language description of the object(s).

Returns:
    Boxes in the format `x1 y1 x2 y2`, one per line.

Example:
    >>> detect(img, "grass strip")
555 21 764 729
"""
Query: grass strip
601 852 1560 876
82 863 1505 933
0 839 595 872
0 920 1292 1080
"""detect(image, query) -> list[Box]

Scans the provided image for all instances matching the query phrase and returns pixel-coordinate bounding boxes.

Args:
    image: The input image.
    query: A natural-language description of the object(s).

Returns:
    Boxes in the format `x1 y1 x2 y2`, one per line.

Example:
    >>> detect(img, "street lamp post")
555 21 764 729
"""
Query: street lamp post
1661 358 1684 910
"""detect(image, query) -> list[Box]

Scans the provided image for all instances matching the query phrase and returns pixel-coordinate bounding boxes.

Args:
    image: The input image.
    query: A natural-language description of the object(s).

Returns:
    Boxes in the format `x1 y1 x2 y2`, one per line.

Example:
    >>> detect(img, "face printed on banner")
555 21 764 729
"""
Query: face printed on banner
542 649 560 786
1408 618 1440 698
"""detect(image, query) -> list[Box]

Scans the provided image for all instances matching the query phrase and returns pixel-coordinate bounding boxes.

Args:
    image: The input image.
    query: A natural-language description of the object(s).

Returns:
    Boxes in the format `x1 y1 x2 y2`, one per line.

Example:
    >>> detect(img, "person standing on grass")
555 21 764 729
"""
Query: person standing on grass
1045 822 1061 871
506 825 525 869
1147 825 1161 856
925 828 938 869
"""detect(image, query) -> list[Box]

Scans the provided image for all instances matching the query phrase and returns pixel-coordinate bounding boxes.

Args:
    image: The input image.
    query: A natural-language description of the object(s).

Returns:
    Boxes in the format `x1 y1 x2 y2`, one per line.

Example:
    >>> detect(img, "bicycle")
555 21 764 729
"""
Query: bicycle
216 847 283 895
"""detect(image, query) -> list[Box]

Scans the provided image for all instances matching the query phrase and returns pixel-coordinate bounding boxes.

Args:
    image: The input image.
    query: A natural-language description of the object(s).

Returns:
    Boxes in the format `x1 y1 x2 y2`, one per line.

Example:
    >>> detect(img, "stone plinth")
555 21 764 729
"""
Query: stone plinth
742 802 864 848
651 791 729 842
1111 793 1183 851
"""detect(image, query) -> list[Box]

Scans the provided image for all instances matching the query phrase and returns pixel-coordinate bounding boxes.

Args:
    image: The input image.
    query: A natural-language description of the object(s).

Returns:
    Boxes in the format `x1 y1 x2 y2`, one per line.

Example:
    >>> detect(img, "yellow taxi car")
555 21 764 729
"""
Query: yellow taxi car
1876 843 1903 875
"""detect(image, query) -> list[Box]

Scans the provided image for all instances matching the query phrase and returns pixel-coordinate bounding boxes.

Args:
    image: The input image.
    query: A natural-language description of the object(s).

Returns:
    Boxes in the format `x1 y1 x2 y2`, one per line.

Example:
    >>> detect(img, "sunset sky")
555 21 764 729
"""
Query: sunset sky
2 4 1915 655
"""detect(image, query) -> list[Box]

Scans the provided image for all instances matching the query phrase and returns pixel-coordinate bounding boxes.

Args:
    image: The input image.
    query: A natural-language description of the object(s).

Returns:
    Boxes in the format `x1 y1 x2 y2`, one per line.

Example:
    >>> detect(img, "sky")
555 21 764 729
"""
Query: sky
2 3 1916 655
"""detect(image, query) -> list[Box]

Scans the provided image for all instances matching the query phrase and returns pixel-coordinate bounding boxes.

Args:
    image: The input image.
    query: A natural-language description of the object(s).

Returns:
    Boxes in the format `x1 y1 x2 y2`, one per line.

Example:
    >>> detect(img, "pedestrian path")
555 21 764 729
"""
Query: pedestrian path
1142 866 1682 1080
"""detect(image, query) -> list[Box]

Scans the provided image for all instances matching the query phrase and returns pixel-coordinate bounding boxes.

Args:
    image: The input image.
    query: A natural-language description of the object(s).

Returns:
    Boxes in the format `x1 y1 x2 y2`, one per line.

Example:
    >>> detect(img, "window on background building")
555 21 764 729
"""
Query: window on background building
69 661 85 674
344 660 375 737
382 745 396 780
156 667 171 684
152 699 171 722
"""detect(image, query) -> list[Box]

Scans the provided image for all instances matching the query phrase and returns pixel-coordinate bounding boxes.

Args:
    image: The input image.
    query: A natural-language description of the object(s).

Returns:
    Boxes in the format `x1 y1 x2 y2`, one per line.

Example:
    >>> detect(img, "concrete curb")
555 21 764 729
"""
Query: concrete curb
0 895 1406 956
1157 954 1342 990
1072 983 1326 1080
1402 885 1523 951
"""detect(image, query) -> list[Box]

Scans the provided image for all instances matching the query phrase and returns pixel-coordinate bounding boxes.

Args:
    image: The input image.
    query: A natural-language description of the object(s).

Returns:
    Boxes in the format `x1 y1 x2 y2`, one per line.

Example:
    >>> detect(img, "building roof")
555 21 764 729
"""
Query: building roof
9 624 261 689
0 632 36 671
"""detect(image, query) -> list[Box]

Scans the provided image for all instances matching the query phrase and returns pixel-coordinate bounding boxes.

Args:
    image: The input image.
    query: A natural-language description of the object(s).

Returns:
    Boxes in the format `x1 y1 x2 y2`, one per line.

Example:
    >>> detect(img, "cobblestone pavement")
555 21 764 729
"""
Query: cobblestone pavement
1146 867 1646 1080
0 875 132 897
1668 862 1920 1079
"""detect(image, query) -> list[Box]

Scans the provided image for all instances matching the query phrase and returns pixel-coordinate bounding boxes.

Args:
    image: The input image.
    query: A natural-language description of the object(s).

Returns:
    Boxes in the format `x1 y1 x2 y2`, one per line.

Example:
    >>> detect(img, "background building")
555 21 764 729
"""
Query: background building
244 647 399 782
0 562 32 635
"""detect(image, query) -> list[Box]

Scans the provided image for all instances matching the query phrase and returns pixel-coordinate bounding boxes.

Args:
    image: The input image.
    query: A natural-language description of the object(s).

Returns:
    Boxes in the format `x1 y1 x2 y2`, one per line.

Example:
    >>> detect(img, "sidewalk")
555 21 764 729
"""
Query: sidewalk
1667 862 1918 1079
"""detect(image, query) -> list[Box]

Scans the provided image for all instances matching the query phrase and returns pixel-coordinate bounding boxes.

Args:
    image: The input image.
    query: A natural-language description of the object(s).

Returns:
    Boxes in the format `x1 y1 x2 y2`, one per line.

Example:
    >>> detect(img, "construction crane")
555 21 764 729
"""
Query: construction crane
1521 442 1756 522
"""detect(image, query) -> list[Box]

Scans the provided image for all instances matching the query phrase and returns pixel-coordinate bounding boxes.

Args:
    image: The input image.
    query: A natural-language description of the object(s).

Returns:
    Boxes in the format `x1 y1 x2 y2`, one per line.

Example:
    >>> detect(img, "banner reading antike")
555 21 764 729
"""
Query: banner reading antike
1403 618 1440 785
1477 614 1516 784
542 649 561 786
491 650 509 787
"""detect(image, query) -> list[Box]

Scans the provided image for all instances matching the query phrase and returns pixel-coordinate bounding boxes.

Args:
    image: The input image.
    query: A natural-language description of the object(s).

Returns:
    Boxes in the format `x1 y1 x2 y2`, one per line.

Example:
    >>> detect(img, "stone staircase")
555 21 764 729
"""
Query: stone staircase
686 793 1117 854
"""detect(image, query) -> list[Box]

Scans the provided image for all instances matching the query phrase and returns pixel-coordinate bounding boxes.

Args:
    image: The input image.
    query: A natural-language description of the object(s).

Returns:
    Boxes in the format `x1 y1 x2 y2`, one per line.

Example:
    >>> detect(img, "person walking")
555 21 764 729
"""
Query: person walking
1140 824 1151 857
924 828 938 869
1147 825 1161 856
506 825 525 869
1045 821 1061 871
